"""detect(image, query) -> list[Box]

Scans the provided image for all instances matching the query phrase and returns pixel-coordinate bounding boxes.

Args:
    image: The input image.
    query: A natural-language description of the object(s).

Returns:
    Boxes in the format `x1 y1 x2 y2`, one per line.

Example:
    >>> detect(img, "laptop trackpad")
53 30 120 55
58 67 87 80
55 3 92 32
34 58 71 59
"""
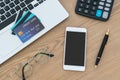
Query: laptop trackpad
0 30 22 57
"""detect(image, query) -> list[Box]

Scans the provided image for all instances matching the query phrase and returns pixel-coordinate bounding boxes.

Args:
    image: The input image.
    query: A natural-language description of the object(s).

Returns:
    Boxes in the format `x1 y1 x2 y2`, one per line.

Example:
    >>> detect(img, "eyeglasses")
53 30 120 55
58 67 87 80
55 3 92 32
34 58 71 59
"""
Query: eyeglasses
15 48 54 80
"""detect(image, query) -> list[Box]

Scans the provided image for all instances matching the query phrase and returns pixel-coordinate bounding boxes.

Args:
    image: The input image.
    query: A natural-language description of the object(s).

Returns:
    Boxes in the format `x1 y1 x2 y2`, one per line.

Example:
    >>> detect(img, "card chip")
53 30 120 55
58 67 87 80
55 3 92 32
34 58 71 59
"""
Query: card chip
18 31 23 36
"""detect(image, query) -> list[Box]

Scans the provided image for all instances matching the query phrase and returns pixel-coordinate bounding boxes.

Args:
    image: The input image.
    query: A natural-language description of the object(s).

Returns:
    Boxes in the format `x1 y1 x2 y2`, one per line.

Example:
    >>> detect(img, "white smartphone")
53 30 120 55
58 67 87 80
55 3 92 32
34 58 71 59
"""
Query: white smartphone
63 27 87 71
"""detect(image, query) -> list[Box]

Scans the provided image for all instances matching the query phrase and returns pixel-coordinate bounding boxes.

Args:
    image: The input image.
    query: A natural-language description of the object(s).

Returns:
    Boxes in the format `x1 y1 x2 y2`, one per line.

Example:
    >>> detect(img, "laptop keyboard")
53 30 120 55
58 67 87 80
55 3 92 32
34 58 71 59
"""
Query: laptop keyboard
0 0 46 30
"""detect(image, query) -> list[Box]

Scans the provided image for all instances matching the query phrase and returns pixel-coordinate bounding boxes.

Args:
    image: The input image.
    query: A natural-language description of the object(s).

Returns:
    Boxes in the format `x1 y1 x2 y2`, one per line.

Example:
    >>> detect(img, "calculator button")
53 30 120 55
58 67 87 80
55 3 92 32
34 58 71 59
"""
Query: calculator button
106 3 111 7
78 8 83 12
84 10 89 14
93 2 98 5
90 11 95 16
102 11 109 19
86 0 91 4
96 10 103 17
99 2 104 5
98 6 103 9
92 6 97 10
101 0 105 1
79 3 84 7
104 7 110 11
80 0 85 2
85 5 90 9
107 0 112 3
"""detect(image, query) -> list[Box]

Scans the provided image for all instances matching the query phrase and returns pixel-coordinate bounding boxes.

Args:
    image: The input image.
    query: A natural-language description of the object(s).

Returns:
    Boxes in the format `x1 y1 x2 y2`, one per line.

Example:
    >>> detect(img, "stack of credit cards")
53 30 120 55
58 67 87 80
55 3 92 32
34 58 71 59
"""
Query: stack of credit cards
11 11 45 43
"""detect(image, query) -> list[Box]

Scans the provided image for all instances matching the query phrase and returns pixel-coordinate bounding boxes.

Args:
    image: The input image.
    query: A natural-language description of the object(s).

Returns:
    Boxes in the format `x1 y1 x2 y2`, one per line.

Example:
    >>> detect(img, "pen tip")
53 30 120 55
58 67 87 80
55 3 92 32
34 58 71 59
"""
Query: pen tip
95 65 98 68
106 28 110 35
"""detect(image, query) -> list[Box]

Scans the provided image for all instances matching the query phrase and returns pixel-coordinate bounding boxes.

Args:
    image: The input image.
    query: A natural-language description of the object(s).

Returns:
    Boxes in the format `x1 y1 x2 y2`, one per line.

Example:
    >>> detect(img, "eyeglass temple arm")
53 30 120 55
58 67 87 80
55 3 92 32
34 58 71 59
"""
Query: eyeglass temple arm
22 63 28 80
40 53 54 57
35 52 54 57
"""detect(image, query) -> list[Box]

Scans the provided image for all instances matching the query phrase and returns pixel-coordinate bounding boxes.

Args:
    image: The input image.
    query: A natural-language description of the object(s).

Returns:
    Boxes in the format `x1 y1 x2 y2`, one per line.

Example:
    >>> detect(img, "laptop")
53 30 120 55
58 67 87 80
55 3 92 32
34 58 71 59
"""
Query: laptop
0 0 69 64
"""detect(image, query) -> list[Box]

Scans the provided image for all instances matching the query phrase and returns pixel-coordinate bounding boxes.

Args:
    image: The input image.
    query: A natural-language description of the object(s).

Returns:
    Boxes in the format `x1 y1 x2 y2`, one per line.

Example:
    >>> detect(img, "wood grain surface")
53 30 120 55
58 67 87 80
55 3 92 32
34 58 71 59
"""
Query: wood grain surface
0 0 120 80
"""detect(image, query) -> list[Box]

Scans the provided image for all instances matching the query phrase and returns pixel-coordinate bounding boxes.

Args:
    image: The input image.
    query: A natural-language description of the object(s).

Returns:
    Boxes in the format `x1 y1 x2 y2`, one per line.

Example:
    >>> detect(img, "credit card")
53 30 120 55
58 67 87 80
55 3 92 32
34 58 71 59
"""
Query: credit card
11 11 35 31
13 16 45 43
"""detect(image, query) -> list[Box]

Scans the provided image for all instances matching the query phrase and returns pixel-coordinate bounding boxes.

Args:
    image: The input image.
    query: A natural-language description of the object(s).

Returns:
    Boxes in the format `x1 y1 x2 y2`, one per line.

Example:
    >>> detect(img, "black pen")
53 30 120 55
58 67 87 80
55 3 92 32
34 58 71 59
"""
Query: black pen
95 28 109 68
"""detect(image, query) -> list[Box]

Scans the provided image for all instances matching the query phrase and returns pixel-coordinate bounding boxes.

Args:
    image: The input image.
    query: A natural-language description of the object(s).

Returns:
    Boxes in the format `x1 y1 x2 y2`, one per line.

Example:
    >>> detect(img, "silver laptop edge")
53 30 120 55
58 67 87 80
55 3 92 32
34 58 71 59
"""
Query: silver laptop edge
0 0 69 64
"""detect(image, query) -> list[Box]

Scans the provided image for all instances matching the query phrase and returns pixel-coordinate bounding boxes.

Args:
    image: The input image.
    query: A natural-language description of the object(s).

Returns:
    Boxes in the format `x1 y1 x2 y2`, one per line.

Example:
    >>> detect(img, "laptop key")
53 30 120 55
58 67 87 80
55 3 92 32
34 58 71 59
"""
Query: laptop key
1 15 6 21
4 6 10 11
34 3 39 7
5 0 10 4
9 2 15 8
20 2 26 8
38 0 44 4
0 9 5 14
28 4 34 10
0 13 17 30
0 2 5 7
10 9 16 14
14 0 20 5
23 7 28 11
5 12 11 17
15 6 21 11
25 0 34 4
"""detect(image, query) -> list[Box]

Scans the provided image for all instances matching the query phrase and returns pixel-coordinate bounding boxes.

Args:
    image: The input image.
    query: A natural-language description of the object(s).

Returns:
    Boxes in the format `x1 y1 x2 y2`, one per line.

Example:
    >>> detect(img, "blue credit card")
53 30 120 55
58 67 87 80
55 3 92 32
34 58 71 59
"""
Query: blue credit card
13 16 45 43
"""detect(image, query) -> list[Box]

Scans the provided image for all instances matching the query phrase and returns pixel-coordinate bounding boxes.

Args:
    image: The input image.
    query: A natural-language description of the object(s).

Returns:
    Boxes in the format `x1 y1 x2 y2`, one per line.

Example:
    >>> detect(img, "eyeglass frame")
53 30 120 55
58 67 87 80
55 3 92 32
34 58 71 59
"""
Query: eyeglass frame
20 52 54 80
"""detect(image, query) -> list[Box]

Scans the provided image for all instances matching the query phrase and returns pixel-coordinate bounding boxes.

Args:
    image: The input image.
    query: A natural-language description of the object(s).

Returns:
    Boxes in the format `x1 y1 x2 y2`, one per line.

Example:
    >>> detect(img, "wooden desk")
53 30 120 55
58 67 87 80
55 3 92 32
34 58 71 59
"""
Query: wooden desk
0 0 120 80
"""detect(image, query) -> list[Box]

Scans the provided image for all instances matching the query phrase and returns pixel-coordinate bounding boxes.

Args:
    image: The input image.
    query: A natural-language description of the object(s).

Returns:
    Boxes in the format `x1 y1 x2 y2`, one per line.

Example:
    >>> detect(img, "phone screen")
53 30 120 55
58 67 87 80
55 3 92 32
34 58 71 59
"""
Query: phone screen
65 31 86 66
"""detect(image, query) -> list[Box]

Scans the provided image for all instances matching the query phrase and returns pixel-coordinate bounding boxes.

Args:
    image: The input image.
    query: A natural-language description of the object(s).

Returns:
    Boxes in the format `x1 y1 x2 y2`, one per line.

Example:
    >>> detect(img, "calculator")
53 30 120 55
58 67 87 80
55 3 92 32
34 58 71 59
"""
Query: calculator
75 0 114 21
